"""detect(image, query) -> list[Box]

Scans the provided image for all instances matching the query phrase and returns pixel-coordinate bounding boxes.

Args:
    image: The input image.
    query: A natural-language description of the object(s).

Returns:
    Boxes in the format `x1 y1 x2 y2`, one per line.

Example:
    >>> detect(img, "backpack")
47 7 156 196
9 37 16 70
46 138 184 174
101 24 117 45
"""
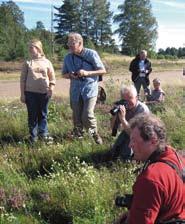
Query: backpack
97 86 106 104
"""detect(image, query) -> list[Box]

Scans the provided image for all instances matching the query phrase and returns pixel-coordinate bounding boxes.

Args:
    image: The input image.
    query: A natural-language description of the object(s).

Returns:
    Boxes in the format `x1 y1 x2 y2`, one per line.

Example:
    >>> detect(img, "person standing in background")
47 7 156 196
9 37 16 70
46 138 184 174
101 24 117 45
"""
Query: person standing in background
62 32 106 144
20 39 56 143
129 50 152 98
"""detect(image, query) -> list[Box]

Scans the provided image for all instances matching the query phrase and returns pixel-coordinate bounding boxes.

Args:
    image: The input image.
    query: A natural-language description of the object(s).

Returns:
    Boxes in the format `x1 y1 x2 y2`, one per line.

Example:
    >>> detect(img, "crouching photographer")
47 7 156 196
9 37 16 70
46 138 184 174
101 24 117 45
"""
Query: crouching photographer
103 85 149 162
113 114 185 224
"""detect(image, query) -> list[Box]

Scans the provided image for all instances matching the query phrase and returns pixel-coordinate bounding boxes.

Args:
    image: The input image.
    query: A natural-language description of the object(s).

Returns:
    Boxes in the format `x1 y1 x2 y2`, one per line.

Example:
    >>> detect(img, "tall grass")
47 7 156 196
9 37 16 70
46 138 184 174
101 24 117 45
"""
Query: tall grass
0 83 185 223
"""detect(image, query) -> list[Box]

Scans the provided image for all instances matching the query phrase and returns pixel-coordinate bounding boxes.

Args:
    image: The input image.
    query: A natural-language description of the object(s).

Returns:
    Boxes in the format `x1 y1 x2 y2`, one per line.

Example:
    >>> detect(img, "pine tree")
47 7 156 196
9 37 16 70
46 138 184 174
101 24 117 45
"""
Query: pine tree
54 0 81 41
114 0 158 55
54 0 113 47
90 0 113 45
0 1 26 60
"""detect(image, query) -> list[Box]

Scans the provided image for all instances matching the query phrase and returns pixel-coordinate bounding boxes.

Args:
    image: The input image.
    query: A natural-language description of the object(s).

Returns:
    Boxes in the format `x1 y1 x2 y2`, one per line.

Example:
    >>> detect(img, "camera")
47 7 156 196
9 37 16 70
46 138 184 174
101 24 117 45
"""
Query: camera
115 194 133 209
140 69 146 73
110 105 121 116
72 72 78 76
110 100 128 116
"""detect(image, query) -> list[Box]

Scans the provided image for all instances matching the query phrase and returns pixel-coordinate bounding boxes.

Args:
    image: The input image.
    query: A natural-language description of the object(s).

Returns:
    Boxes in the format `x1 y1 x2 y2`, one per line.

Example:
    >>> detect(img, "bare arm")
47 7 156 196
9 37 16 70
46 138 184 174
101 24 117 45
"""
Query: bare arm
77 68 106 78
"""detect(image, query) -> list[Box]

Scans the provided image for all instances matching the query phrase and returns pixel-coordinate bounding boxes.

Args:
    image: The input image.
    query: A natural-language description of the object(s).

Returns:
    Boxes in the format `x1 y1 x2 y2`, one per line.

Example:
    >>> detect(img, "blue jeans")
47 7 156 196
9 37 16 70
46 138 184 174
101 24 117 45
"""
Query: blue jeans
25 91 50 140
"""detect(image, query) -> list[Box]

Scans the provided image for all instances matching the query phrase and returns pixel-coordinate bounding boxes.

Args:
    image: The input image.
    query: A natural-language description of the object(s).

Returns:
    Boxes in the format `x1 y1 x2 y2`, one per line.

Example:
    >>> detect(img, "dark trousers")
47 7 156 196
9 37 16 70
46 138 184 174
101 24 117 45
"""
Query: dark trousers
111 131 132 160
25 91 50 140
134 77 150 96
102 131 132 162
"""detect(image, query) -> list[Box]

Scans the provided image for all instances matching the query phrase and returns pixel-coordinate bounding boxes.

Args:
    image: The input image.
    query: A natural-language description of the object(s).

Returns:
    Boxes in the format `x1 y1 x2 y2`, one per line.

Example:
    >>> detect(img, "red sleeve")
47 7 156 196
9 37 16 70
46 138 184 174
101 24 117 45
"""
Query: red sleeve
128 178 165 224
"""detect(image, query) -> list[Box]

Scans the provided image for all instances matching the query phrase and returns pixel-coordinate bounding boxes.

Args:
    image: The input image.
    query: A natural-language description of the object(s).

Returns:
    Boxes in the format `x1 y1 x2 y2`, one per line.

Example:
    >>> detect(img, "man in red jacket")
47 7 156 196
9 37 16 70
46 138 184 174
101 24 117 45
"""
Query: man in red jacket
115 113 185 224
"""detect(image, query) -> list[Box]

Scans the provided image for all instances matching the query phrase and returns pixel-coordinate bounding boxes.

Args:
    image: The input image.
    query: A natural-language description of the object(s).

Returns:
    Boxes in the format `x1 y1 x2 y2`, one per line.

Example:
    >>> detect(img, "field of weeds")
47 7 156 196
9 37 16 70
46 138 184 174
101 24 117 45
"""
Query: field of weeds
0 54 185 223
0 53 185 80
0 80 185 223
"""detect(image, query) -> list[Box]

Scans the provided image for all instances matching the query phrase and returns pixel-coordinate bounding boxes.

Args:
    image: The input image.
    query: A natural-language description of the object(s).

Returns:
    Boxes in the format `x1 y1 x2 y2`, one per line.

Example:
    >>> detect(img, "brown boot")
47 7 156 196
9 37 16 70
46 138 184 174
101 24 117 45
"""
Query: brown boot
92 133 103 145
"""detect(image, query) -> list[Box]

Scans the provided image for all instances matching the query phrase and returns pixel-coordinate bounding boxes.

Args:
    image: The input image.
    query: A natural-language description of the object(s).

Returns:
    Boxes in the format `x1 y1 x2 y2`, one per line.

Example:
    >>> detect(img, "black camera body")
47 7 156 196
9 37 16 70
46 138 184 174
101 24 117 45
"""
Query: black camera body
110 99 128 116
110 99 129 136
115 194 133 209
140 69 146 74
72 72 78 77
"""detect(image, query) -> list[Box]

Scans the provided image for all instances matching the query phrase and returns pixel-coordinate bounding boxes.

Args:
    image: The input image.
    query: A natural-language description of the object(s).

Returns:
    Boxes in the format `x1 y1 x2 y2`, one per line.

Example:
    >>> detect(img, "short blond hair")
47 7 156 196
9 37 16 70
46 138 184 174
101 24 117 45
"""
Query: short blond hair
29 39 44 56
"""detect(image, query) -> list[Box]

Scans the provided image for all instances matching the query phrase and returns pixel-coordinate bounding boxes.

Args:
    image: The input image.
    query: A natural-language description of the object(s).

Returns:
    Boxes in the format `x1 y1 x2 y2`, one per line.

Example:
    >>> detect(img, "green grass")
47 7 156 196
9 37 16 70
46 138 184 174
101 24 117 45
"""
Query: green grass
0 83 185 223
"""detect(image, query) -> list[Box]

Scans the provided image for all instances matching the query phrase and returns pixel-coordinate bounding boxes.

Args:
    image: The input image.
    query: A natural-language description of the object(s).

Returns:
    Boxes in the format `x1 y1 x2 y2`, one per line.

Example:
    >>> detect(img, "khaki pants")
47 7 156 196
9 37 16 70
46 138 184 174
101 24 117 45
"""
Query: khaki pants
71 96 97 133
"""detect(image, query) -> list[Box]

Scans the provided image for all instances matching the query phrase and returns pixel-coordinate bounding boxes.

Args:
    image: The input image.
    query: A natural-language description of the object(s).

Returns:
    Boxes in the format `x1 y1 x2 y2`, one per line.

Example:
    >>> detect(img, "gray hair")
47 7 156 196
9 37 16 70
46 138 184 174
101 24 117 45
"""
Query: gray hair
120 84 137 97
140 50 147 56
130 114 166 151
68 32 83 44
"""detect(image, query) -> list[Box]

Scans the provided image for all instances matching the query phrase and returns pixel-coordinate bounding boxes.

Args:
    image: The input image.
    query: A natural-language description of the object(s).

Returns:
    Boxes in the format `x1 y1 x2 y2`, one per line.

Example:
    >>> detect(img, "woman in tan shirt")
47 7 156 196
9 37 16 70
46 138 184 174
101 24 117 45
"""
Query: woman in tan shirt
20 39 56 143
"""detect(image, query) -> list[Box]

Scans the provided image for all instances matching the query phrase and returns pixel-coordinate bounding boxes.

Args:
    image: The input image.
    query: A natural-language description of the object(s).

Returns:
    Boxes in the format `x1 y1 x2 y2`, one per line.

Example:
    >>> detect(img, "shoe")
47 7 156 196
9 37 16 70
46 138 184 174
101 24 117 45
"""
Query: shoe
92 133 103 145
28 136 37 144
39 136 54 144
71 128 84 139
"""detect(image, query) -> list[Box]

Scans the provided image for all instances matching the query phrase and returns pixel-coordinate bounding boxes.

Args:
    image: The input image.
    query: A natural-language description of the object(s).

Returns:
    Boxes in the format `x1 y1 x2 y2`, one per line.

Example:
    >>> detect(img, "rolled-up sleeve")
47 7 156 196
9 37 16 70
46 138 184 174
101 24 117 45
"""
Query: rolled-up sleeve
90 50 105 70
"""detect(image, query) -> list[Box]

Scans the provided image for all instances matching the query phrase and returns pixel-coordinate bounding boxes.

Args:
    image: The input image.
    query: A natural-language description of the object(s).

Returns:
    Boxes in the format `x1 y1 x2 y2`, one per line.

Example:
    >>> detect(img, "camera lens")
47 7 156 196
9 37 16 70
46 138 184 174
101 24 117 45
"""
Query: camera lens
115 194 133 209
110 105 120 116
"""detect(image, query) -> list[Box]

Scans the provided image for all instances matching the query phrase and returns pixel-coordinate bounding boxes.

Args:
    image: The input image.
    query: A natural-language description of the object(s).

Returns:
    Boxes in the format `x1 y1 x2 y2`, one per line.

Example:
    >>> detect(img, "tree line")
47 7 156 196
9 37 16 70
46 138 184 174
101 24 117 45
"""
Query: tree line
157 47 185 59
0 0 184 61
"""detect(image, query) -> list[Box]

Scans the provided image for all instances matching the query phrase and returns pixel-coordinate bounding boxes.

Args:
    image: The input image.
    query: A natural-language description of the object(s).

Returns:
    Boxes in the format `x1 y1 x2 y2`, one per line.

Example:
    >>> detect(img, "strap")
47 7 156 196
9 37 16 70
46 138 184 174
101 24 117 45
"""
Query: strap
73 53 103 82
73 54 94 67
158 219 185 224
151 159 184 182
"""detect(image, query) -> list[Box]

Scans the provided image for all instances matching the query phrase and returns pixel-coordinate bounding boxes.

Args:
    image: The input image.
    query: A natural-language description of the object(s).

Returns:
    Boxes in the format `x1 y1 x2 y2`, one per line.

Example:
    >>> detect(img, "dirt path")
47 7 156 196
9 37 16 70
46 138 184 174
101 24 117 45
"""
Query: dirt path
0 70 184 99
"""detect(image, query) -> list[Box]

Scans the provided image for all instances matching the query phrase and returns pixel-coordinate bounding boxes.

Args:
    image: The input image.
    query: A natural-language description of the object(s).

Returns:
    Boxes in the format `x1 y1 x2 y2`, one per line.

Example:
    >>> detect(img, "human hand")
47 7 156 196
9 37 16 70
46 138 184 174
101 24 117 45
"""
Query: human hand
118 105 126 123
140 69 145 73
70 72 79 79
47 88 53 97
77 69 89 77
20 94 25 103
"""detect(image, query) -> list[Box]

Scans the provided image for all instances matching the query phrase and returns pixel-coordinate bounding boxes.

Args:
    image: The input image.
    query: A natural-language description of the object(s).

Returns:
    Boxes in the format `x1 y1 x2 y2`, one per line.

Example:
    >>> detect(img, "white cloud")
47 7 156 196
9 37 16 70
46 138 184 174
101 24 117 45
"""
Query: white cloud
156 25 185 49
21 5 51 12
1 0 61 6
153 0 185 9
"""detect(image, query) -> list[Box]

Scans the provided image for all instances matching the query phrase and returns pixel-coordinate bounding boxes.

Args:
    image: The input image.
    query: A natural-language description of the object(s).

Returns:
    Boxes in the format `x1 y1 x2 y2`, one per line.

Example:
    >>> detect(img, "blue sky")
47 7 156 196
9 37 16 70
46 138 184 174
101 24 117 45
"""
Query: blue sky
1 0 185 50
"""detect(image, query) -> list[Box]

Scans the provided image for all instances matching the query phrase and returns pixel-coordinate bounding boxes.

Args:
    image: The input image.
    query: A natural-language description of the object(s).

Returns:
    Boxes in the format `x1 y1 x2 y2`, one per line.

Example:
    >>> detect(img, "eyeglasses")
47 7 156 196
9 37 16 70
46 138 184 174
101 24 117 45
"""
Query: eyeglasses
67 41 79 47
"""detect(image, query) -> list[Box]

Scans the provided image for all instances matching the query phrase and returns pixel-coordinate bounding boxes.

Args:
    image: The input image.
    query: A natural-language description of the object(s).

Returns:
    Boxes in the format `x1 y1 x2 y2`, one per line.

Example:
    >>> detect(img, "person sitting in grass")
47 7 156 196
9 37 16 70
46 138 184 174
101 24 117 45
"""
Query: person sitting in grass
145 78 165 104
102 84 150 162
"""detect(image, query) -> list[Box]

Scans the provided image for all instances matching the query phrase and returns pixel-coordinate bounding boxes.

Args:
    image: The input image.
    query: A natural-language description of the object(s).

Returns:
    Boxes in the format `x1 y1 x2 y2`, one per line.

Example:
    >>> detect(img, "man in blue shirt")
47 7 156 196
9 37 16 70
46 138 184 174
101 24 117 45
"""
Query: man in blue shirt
62 32 106 144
